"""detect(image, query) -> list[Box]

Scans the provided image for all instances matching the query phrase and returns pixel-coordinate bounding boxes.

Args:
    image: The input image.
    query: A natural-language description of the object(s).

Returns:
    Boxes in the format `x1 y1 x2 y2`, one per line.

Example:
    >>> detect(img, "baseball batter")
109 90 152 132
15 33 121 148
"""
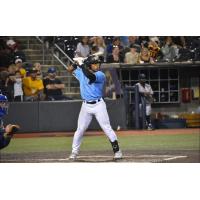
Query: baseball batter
67 54 122 161
136 73 154 130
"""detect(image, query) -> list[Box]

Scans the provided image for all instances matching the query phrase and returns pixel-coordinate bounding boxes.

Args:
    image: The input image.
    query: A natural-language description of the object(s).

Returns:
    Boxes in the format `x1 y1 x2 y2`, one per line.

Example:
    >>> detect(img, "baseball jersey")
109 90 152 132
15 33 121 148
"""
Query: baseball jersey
73 67 105 101
136 82 154 104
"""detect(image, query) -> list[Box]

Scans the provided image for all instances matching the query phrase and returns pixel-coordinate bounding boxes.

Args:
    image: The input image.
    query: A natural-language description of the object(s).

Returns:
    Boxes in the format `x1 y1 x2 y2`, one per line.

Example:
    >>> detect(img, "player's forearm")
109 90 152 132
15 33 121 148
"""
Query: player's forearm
54 84 65 89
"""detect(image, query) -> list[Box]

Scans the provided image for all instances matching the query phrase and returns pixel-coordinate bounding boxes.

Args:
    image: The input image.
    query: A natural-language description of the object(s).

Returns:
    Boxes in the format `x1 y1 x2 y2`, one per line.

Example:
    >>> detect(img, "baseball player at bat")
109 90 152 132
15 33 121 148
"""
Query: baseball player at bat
0 94 20 150
66 53 122 161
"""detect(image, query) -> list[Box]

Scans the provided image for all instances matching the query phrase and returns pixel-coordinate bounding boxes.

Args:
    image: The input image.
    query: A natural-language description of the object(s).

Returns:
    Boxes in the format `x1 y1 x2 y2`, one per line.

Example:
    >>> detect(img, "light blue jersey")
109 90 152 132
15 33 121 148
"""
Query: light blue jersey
73 67 105 101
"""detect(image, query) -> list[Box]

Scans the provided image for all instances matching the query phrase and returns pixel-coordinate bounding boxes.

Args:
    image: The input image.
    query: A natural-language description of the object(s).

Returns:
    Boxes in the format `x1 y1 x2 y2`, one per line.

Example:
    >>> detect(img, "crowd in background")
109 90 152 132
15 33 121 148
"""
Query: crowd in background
1 36 200 102
48 36 200 64
0 37 70 102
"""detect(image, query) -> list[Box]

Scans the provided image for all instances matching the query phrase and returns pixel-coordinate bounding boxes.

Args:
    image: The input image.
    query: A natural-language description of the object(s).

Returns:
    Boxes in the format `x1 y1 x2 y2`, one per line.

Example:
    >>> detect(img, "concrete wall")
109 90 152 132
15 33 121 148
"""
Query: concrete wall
4 99 127 133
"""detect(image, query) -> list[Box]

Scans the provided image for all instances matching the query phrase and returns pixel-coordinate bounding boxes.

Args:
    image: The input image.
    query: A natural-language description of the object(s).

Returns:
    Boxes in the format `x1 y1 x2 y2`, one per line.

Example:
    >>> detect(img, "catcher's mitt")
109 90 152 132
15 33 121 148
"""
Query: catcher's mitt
5 124 20 135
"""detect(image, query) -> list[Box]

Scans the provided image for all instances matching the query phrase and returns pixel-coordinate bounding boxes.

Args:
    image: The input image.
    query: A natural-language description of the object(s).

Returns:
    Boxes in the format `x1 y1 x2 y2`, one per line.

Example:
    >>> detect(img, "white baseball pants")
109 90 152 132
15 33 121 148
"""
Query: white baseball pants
71 99 118 153
139 104 152 116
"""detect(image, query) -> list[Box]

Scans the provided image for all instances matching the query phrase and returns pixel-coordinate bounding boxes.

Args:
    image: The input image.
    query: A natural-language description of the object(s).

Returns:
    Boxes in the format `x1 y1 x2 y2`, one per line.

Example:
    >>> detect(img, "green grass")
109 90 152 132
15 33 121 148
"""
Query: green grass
1 133 199 154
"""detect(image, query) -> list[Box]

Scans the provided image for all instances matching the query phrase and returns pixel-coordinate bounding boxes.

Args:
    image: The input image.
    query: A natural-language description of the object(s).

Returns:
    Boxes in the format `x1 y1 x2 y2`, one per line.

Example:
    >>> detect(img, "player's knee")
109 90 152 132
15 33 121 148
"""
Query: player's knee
76 126 87 134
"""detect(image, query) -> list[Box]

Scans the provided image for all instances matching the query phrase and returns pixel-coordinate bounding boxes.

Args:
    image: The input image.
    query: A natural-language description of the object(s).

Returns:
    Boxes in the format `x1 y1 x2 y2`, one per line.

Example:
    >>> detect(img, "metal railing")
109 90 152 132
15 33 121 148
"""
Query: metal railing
35 36 45 64
35 37 74 69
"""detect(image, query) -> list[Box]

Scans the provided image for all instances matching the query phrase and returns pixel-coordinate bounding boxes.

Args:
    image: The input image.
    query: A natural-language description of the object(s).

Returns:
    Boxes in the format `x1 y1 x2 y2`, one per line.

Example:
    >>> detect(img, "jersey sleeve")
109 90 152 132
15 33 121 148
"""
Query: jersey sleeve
136 83 146 94
73 67 83 81
95 71 105 83
148 85 154 95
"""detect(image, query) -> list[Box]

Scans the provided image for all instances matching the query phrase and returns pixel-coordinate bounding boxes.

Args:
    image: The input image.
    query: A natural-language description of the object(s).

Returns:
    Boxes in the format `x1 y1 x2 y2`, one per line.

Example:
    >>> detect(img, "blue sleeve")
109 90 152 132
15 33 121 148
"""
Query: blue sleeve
95 71 105 83
73 67 83 81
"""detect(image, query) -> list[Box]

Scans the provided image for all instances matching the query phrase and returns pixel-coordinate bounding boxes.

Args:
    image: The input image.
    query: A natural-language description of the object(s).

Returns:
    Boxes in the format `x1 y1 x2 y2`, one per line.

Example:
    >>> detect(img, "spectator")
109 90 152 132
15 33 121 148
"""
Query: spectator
33 62 42 78
23 68 44 101
11 70 23 102
75 36 90 58
139 47 154 64
8 63 17 74
148 40 160 62
106 46 124 63
43 67 71 101
90 45 99 54
22 62 33 75
6 39 26 63
160 36 180 62
90 36 106 60
149 36 160 45
128 36 140 46
120 36 129 48
138 36 149 48
0 70 14 101
15 58 26 78
124 44 140 64
106 37 124 57
0 38 11 68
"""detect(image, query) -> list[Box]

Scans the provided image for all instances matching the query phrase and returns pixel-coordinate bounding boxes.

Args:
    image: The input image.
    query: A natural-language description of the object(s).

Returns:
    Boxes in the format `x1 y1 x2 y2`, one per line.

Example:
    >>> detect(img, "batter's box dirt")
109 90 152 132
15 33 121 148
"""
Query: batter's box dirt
66 155 188 163
0 153 188 163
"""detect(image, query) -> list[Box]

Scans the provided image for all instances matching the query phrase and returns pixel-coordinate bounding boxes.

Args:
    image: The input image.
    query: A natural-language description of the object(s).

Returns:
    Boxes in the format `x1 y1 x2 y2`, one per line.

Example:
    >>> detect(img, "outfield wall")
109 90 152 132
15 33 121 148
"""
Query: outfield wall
4 99 127 133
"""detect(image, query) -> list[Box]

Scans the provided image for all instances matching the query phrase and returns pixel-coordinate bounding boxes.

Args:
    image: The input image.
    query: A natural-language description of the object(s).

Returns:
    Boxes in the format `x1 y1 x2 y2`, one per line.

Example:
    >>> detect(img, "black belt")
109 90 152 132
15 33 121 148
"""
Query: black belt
85 99 101 104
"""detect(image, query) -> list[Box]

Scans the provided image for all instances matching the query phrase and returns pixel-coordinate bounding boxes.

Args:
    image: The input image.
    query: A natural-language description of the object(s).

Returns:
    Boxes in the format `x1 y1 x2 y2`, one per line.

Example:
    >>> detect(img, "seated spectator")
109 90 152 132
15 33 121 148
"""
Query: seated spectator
160 36 180 62
33 62 42 78
138 36 149 48
0 69 14 101
106 46 124 63
6 39 26 63
22 62 33 75
6 39 17 51
149 36 160 45
139 47 154 64
23 68 44 101
11 70 23 102
90 36 106 60
0 38 11 69
128 36 140 46
124 44 140 64
15 58 26 78
8 63 17 74
43 67 71 101
148 40 160 62
120 36 129 48
75 36 90 58
106 37 124 58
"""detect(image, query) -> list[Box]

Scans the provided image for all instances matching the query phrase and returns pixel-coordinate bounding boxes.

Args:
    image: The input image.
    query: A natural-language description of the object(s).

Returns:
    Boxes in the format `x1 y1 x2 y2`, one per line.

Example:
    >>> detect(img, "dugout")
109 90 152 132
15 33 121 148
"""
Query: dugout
102 62 200 128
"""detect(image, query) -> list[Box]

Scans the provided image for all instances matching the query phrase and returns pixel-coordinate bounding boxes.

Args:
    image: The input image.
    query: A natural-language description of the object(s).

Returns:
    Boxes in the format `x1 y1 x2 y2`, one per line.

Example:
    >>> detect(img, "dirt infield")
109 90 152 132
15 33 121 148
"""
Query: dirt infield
0 150 199 163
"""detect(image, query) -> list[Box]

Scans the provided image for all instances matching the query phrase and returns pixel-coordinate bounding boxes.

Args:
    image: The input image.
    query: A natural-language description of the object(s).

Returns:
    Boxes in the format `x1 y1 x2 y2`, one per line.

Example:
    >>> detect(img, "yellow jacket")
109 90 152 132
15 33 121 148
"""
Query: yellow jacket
23 77 44 96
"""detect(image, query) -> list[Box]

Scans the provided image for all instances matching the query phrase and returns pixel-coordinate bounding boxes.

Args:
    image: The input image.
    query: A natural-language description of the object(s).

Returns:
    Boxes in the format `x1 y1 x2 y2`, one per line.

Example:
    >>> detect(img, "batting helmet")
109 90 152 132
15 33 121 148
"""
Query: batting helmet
84 55 102 66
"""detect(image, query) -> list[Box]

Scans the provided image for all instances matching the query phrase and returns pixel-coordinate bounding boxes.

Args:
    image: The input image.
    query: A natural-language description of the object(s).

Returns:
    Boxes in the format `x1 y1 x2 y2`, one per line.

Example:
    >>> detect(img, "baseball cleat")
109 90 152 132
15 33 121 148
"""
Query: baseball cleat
147 124 154 131
68 152 78 161
114 150 123 160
